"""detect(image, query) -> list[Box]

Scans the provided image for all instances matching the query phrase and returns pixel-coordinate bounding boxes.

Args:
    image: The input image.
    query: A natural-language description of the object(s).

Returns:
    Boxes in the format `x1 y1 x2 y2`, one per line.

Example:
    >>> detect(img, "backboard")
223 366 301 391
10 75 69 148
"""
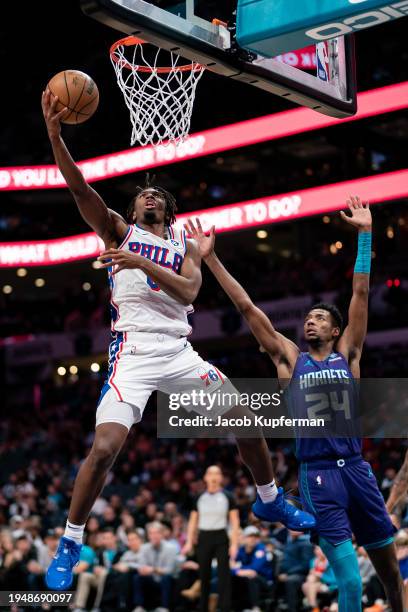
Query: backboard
81 0 357 118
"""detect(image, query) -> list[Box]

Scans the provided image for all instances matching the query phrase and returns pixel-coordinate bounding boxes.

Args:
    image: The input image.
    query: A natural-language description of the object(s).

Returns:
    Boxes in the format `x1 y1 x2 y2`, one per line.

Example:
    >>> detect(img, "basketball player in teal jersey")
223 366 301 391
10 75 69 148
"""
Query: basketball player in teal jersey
41 90 315 592
186 199 404 612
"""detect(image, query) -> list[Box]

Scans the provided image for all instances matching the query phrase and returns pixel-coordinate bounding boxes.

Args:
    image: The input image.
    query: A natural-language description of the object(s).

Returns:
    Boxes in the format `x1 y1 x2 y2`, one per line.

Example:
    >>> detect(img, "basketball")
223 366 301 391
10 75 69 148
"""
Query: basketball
47 69 99 125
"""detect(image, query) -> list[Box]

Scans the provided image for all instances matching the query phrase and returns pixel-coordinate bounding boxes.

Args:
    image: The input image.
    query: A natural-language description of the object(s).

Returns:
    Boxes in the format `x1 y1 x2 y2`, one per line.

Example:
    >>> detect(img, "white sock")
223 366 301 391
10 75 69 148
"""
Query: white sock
64 520 85 545
257 481 278 503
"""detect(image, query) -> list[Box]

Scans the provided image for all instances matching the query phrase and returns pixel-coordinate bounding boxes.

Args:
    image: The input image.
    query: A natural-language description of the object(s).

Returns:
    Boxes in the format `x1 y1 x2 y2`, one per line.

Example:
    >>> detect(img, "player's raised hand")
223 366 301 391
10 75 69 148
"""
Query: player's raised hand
184 218 216 259
41 89 68 140
340 196 372 230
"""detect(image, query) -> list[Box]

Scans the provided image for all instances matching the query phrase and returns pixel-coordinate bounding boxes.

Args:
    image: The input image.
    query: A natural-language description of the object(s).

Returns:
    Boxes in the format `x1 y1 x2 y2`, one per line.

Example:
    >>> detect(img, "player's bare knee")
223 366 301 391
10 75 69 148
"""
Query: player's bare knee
88 435 124 472
87 443 117 472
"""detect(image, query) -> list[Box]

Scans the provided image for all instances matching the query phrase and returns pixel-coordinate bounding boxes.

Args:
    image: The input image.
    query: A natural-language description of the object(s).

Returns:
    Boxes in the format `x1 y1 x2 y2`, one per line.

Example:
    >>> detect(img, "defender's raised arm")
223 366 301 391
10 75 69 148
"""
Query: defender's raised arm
337 196 372 373
41 89 127 245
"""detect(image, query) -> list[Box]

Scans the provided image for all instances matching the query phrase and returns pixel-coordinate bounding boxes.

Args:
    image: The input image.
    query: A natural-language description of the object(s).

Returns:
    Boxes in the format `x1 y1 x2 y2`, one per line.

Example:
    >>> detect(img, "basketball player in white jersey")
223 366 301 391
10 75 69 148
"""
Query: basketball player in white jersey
41 89 315 591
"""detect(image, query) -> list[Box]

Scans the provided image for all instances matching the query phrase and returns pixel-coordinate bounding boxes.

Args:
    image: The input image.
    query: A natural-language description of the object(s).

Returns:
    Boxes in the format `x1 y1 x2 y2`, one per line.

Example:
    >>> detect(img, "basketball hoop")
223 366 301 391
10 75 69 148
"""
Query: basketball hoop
110 36 205 147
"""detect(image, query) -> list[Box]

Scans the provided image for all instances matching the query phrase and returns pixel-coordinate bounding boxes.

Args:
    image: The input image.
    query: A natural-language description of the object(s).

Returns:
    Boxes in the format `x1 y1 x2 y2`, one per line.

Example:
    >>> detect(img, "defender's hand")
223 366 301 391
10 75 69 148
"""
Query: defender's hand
184 218 215 260
41 89 68 140
340 196 371 231
98 248 143 274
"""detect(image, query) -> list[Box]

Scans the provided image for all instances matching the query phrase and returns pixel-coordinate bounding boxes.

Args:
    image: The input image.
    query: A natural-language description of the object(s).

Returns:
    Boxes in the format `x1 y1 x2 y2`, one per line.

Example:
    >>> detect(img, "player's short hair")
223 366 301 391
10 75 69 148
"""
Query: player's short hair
127 173 178 226
309 302 343 332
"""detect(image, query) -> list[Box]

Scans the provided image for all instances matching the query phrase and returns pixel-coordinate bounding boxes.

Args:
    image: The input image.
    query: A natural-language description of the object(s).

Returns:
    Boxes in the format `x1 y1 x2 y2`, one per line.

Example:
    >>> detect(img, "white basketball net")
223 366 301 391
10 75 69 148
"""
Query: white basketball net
110 36 205 147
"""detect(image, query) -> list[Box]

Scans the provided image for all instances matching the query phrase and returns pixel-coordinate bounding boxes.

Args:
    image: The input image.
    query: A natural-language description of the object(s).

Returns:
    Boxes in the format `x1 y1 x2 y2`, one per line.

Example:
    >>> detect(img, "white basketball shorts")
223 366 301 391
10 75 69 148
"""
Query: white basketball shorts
96 331 237 430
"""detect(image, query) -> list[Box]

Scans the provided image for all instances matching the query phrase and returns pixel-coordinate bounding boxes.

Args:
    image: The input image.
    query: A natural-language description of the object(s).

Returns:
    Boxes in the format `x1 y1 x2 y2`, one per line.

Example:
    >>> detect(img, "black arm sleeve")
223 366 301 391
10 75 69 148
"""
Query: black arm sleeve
225 490 237 511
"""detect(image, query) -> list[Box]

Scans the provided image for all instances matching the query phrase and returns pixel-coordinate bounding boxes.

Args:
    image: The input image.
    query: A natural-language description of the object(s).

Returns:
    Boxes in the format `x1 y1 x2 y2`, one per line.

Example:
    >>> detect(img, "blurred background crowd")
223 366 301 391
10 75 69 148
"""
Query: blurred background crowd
1 367 408 611
1 383 408 612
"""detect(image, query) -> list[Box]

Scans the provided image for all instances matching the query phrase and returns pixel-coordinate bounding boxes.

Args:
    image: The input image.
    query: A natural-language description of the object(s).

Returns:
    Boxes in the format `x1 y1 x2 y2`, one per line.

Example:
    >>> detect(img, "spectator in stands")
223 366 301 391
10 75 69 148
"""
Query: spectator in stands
231 525 273 612
131 521 179 612
162 520 181 552
302 545 337 611
164 502 178 520
100 504 120 530
381 466 398 500
2 533 41 590
73 527 123 612
86 516 101 537
0 531 15 588
171 513 187 550
9 515 25 536
113 529 144 573
145 502 160 524
117 509 136 546
277 530 314 612
92 496 109 517
26 516 48 556
97 529 145 611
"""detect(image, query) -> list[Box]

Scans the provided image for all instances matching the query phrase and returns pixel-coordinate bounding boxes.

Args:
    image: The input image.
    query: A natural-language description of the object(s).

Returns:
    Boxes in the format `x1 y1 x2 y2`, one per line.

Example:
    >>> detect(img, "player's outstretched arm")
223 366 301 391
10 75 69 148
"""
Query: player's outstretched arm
185 219 298 369
337 197 372 369
98 238 202 306
41 89 127 244
386 449 408 514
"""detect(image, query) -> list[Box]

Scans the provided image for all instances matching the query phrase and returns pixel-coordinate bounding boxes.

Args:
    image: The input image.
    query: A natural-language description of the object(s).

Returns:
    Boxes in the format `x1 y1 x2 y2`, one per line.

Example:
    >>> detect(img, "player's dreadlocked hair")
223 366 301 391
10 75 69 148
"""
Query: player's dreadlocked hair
126 174 178 226
310 302 344 334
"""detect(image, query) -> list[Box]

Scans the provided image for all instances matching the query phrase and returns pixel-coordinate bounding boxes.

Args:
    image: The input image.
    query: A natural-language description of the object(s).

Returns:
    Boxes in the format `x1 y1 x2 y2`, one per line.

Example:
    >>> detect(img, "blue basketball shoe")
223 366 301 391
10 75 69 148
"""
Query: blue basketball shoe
252 488 316 531
45 536 82 590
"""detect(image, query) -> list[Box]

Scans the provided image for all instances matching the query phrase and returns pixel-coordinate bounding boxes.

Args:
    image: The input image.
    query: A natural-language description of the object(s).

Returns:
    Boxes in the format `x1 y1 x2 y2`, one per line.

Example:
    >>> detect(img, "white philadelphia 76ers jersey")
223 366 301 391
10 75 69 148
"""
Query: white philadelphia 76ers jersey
109 224 193 336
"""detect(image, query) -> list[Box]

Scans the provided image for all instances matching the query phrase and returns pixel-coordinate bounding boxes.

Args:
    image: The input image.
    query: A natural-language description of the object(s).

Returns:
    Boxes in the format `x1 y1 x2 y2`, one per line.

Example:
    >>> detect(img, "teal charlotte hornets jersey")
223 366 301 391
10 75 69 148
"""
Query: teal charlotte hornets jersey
285 351 361 461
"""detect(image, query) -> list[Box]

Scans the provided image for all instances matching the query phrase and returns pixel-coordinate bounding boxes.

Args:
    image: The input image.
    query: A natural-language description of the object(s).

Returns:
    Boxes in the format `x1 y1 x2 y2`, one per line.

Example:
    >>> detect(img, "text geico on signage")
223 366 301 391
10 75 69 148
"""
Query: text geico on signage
305 1 408 41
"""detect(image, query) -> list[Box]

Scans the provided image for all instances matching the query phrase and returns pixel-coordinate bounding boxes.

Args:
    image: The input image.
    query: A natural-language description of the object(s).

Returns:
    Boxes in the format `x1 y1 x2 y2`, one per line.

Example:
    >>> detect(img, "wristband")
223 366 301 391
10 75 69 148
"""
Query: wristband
354 231 372 274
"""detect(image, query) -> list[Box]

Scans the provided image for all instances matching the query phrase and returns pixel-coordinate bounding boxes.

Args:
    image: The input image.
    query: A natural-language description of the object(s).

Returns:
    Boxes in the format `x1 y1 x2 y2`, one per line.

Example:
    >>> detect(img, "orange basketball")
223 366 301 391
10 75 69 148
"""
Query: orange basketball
47 70 99 125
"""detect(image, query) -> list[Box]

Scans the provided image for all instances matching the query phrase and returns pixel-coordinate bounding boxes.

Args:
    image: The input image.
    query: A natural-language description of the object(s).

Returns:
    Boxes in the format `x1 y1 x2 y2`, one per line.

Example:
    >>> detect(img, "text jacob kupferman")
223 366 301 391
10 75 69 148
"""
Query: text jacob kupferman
168 415 325 428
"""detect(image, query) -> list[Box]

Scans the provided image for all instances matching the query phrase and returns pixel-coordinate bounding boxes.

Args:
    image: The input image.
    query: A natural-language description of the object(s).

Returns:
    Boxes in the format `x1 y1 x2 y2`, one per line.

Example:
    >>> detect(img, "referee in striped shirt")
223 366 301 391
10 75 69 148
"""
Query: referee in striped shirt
182 465 240 612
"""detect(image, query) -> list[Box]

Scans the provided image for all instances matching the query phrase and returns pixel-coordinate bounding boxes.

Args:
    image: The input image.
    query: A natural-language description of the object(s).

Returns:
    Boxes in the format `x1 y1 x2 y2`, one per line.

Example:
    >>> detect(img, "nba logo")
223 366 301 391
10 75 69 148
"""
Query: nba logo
316 42 329 82
198 367 219 387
